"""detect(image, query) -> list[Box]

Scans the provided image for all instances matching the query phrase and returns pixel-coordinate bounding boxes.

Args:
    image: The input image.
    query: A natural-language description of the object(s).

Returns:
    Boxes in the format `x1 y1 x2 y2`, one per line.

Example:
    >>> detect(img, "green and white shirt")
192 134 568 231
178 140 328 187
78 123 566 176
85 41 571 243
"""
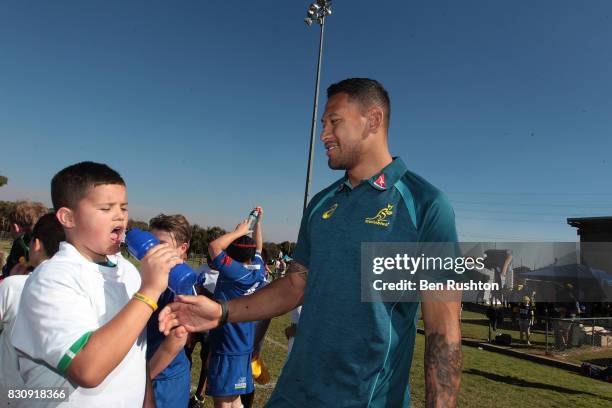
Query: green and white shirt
11 242 146 407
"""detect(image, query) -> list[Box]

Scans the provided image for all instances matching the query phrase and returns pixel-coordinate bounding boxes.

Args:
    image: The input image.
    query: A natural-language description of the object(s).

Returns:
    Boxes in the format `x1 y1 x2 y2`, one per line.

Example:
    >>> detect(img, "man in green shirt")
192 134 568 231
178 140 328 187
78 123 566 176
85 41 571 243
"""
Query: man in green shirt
160 78 463 407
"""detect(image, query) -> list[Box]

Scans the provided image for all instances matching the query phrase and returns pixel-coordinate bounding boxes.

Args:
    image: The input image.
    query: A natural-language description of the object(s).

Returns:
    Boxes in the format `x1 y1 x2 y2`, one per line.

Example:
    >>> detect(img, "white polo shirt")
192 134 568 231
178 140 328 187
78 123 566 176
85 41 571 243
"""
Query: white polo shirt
11 242 146 407
0 274 30 407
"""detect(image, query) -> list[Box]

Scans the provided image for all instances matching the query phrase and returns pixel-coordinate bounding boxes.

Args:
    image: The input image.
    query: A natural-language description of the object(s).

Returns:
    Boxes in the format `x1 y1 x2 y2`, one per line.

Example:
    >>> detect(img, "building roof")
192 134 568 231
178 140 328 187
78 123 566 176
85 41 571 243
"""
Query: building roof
567 217 612 229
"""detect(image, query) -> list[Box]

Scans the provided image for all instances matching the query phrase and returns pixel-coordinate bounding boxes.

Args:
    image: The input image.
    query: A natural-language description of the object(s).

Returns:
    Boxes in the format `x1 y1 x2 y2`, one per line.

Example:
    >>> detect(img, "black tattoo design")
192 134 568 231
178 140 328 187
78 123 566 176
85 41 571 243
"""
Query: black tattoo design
424 332 462 408
287 261 308 281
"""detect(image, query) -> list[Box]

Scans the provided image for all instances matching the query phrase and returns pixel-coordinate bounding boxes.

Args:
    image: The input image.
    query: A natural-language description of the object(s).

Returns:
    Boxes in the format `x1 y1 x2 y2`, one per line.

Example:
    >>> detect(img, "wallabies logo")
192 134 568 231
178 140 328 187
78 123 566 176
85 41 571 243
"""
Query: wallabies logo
365 204 394 227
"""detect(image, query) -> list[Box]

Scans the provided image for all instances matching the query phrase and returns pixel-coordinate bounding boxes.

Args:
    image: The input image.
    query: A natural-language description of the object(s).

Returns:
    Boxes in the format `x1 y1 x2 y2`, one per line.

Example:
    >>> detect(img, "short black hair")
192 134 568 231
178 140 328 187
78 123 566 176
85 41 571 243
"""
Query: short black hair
226 235 256 263
51 162 125 210
327 78 391 129
31 213 65 258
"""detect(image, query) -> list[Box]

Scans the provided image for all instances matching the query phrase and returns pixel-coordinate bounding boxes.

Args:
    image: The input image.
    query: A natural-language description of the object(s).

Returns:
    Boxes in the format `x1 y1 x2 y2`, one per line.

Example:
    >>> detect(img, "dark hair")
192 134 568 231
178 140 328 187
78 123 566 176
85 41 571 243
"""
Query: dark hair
261 247 269 264
226 235 256 263
327 78 391 129
149 214 192 246
51 162 125 211
8 201 49 231
31 213 65 258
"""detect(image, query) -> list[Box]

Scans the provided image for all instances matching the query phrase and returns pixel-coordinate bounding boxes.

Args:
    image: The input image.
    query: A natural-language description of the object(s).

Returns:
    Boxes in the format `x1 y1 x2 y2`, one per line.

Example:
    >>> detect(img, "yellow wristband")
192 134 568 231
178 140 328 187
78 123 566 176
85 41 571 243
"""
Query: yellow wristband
133 292 158 311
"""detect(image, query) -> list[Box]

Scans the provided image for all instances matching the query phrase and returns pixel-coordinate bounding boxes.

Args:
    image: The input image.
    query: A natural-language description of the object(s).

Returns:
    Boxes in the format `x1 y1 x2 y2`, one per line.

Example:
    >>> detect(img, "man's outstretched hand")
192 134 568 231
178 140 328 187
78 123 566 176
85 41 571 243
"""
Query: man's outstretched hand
158 295 223 335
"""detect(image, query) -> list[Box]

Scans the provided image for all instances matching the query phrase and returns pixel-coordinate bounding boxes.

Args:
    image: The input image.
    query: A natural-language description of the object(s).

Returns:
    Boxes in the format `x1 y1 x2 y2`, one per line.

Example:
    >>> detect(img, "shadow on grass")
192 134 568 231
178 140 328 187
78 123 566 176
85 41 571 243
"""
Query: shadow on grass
464 369 612 402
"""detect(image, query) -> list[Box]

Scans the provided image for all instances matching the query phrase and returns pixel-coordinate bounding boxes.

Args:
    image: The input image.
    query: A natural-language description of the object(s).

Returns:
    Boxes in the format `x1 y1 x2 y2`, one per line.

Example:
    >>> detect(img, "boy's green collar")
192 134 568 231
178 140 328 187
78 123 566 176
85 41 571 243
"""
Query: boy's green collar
95 258 117 268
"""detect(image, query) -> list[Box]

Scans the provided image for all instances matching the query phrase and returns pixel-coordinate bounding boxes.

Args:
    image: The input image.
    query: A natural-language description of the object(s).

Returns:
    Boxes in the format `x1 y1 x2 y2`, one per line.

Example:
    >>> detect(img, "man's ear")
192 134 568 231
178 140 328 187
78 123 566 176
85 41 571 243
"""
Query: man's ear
56 207 75 229
180 242 190 257
367 106 384 133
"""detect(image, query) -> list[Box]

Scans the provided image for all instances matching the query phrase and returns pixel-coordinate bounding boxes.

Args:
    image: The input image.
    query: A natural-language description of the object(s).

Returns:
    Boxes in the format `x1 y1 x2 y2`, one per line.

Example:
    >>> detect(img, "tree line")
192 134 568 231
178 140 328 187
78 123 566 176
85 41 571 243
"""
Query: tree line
1 200 294 260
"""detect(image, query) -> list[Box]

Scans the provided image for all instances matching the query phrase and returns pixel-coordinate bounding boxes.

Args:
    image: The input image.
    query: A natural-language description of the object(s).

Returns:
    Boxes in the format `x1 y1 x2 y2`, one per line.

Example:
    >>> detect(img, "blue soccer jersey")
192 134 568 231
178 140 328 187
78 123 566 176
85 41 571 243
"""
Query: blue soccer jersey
209 251 265 354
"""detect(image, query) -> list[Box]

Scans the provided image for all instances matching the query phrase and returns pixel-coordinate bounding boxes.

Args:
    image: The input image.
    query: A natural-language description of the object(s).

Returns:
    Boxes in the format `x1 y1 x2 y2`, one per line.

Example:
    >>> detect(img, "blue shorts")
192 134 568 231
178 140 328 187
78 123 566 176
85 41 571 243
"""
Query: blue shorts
152 369 190 408
206 352 254 397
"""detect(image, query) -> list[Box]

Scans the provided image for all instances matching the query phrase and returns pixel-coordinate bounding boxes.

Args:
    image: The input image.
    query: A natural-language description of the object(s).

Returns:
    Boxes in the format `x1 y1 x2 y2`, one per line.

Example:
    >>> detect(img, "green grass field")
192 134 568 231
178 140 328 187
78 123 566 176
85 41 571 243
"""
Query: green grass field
2 239 611 407
455 310 612 366
188 313 612 408
1 238 11 259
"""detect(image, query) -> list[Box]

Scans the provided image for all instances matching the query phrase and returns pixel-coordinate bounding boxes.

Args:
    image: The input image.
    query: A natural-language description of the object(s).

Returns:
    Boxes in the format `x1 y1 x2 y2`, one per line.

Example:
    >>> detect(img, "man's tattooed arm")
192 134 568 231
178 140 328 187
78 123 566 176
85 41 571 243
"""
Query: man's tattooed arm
287 260 308 282
421 291 463 408
424 332 462 408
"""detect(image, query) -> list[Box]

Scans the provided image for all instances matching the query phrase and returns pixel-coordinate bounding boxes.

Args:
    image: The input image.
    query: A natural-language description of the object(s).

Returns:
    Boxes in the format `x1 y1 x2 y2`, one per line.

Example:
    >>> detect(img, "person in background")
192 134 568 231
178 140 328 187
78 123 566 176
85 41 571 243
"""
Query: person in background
147 214 195 408
2 200 47 277
0 213 65 406
188 256 218 408
205 208 266 408
518 296 534 345
242 247 273 408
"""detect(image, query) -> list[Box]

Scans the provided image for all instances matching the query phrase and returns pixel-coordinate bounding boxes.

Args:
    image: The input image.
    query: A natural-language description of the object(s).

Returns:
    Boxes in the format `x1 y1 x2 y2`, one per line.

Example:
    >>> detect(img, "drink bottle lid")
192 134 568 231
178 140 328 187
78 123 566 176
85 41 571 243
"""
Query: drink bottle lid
125 228 160 260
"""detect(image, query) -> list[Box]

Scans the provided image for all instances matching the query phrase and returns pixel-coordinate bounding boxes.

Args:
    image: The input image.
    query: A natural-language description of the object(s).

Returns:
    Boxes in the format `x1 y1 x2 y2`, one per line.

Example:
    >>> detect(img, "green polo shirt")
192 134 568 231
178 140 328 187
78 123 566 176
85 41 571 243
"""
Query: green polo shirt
267 157 458 408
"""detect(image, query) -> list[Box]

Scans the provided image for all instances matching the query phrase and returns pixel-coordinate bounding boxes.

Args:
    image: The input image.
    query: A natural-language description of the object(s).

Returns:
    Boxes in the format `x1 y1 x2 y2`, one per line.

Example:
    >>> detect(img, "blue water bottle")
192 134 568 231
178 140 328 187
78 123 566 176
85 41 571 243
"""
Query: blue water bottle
125 228 197 295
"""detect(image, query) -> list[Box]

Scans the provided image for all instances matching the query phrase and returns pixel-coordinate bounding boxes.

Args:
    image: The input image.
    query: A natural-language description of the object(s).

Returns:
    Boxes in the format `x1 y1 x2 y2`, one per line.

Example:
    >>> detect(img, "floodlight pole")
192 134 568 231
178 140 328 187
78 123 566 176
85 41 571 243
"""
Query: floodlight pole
303 2 330 213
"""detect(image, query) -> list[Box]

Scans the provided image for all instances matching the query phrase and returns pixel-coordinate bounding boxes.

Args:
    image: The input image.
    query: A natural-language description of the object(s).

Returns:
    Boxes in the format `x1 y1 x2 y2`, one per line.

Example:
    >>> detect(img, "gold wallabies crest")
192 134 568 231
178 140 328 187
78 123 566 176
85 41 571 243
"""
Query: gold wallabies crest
365 204 394 227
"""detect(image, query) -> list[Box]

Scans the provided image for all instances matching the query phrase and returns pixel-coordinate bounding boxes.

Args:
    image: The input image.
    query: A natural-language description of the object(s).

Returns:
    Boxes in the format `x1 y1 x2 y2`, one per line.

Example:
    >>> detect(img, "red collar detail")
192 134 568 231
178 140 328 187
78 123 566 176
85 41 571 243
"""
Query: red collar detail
373 173 386 189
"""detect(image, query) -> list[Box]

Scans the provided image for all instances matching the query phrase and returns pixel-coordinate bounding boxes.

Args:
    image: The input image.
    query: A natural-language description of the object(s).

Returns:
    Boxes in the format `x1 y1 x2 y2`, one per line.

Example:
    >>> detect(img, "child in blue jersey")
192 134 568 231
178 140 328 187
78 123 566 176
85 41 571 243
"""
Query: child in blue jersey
206 208 265 408
146 214 195 408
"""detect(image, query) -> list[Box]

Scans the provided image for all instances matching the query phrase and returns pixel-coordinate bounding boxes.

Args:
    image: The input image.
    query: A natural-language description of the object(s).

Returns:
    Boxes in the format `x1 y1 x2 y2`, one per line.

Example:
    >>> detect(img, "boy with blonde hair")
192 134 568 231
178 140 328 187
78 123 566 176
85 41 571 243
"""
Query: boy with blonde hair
11 161 183 407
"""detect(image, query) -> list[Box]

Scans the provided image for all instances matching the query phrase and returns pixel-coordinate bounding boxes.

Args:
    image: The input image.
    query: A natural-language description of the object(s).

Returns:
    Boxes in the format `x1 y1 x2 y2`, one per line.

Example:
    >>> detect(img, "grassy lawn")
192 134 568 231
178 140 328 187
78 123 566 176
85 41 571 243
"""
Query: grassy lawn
561 347 612 367
188 313 612 408
456 310 612 366
1 238 11 259
3 238 611 407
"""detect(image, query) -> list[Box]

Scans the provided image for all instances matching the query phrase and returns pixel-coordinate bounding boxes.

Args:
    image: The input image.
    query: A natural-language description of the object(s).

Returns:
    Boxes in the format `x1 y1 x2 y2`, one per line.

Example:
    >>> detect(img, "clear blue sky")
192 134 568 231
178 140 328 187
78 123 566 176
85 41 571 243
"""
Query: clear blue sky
1 0 611 242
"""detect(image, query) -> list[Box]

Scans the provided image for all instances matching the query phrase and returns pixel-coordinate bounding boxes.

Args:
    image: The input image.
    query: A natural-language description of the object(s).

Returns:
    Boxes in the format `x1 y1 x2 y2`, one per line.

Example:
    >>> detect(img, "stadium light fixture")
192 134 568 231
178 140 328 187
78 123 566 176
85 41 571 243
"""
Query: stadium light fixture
302 0 332 213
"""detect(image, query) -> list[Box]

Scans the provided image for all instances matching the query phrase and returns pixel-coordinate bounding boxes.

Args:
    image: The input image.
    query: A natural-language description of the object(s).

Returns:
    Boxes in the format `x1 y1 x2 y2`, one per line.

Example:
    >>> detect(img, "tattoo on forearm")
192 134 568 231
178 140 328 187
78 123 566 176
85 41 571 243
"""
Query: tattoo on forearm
287 261 308 281
424 332 462 408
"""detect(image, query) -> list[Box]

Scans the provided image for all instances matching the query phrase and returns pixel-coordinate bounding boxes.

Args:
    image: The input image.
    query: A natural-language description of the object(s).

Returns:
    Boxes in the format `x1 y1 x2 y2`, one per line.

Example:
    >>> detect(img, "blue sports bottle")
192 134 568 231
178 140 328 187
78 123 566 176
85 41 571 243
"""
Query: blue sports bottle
125 228 196 295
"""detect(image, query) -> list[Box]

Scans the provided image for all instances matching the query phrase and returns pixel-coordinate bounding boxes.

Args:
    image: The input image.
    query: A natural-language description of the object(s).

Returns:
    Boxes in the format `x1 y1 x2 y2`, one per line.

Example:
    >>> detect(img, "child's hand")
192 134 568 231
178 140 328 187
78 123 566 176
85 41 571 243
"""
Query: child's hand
169 325 188 340
139 243 183 298
234 220 251 236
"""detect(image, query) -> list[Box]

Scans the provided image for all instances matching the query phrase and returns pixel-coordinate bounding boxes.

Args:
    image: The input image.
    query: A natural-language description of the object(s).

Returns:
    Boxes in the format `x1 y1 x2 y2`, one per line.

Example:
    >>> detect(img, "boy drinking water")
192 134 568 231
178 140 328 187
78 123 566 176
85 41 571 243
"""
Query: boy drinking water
11 161 183 407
